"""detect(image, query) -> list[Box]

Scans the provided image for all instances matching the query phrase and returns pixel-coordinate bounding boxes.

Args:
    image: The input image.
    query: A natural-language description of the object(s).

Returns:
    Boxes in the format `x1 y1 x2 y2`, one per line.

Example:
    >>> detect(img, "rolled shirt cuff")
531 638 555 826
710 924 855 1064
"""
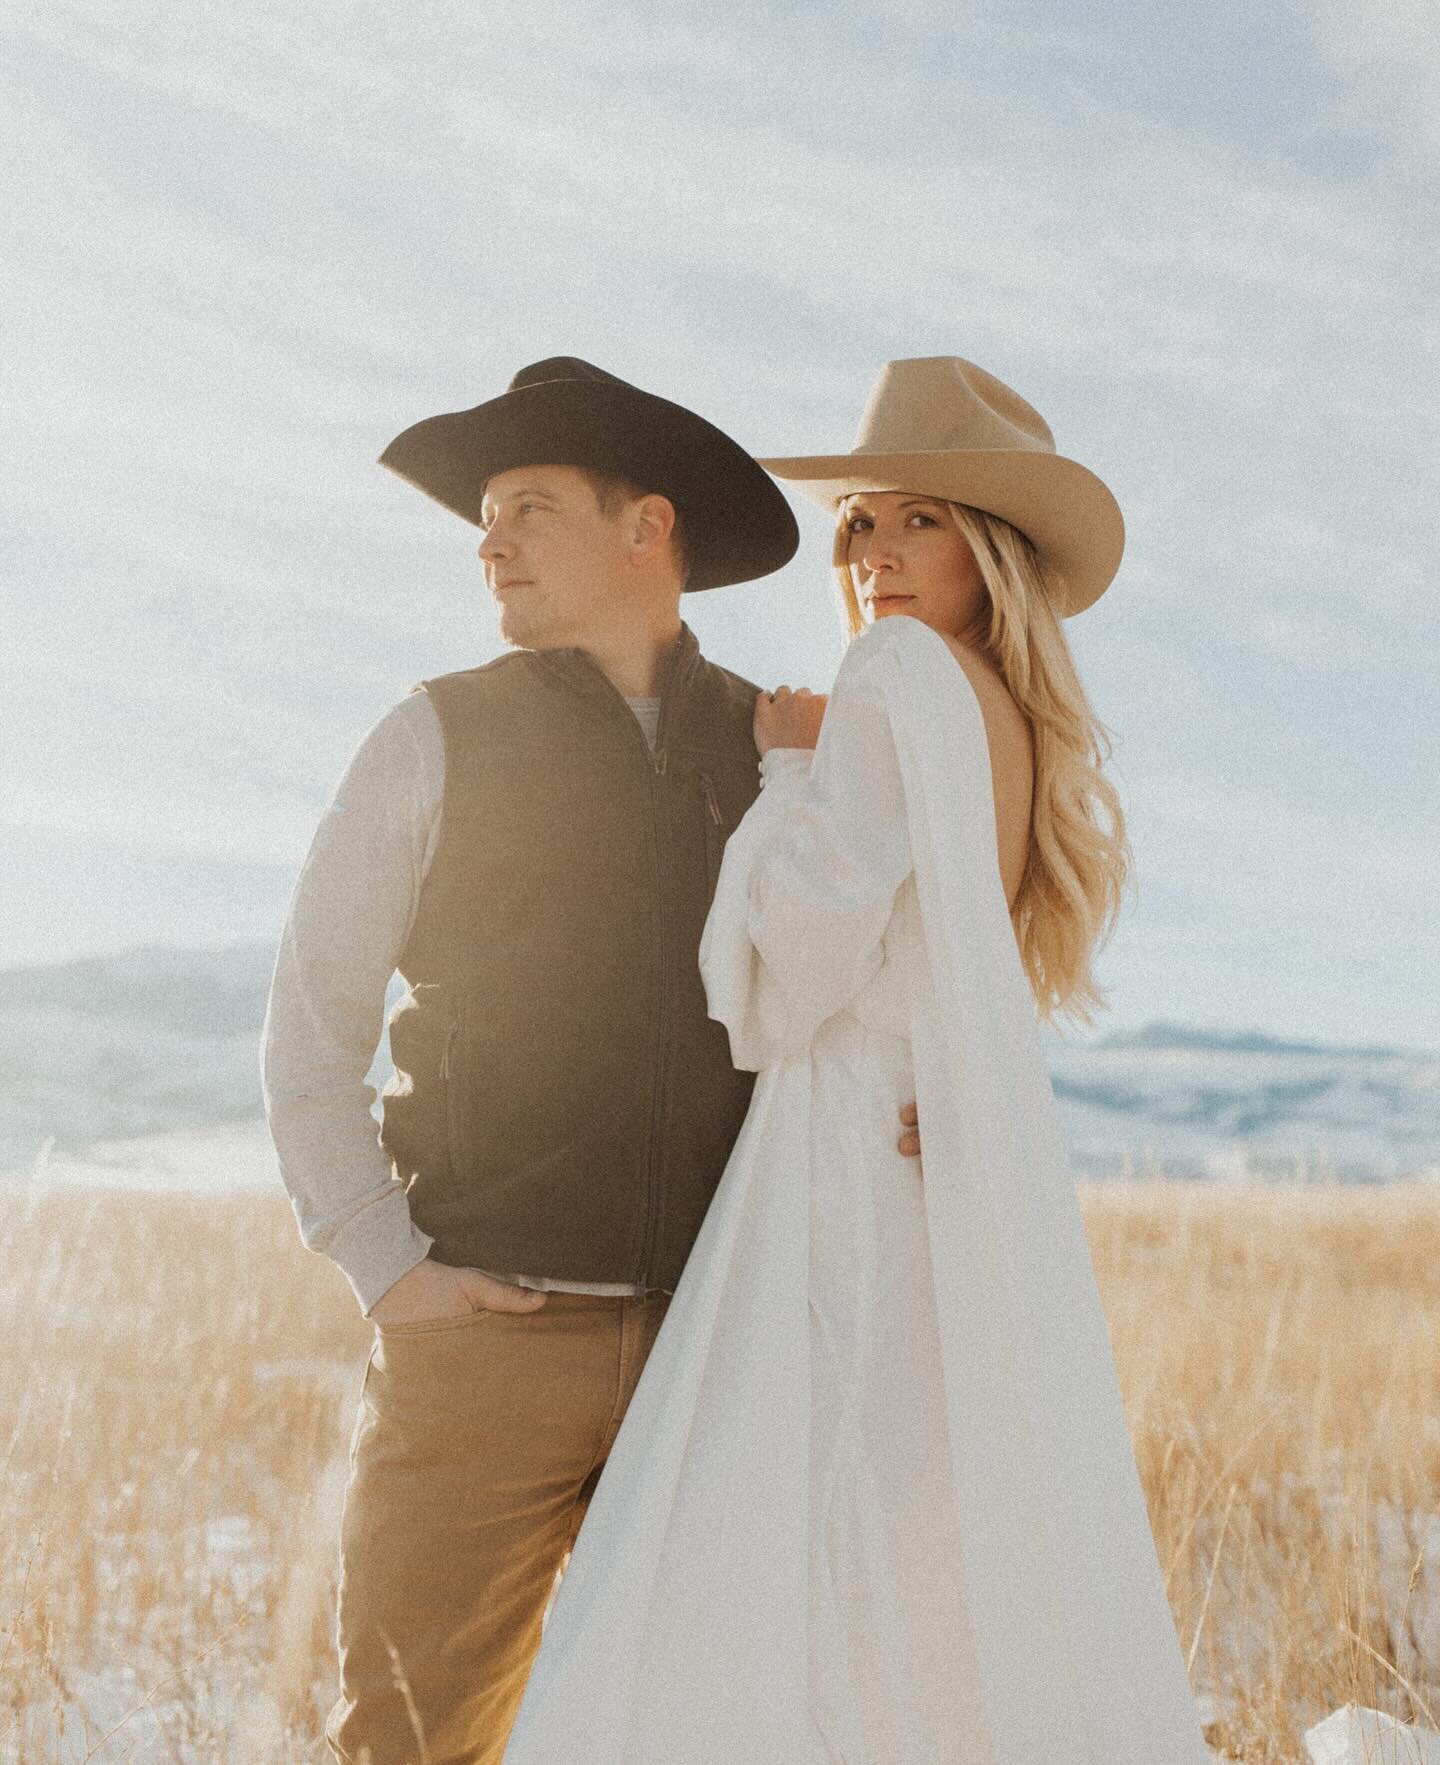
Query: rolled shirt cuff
321 1187 435 1316
759 747 813 786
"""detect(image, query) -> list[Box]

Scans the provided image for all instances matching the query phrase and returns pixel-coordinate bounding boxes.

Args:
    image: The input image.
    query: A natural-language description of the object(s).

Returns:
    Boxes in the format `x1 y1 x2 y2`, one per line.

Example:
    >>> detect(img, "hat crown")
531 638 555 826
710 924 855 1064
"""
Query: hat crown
507 356 628 394
852 356 1056 459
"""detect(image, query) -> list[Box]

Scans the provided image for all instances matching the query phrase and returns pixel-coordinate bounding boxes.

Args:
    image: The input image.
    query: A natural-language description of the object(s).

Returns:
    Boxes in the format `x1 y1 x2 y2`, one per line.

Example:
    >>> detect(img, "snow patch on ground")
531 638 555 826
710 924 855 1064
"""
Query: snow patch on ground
1306 1705 1440 1764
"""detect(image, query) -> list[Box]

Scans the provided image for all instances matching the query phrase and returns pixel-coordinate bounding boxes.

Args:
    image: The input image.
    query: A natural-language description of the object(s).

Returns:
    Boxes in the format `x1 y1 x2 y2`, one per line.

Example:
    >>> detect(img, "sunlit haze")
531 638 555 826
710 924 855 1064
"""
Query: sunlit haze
5 0 1437 1048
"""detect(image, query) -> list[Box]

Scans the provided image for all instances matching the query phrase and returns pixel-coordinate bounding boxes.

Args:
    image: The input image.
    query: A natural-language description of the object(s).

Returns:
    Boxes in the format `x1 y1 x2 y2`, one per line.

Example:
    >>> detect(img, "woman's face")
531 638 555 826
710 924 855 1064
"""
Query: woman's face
842 492 987 641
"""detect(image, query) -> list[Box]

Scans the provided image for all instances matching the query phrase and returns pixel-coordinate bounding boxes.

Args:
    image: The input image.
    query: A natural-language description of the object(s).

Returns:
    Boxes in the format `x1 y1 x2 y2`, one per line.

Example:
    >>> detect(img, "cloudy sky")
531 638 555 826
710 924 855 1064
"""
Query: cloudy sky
5 0 1437 1048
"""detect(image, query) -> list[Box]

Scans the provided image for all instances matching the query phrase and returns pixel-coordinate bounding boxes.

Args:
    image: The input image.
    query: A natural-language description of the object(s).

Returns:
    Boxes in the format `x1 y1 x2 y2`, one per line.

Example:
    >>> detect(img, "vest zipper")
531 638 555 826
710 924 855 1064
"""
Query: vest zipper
557 643 678 1284
635 654 681 1284
700 772 722 825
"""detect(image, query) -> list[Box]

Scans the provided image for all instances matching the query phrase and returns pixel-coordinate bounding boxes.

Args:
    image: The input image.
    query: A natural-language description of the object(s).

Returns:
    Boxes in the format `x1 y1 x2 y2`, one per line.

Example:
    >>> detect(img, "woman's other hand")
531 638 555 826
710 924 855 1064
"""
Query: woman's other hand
899 1102 921 1167
754 685 828 756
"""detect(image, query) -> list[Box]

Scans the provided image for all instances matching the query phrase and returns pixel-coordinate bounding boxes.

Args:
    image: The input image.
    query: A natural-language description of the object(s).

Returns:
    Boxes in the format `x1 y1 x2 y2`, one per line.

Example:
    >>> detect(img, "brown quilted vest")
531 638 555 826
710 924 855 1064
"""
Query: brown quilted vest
379 624 761 1290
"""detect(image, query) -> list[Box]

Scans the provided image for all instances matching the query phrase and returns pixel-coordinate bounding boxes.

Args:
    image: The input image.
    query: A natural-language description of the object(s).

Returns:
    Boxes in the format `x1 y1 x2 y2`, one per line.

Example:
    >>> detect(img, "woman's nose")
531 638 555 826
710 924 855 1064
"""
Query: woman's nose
861 534 898 574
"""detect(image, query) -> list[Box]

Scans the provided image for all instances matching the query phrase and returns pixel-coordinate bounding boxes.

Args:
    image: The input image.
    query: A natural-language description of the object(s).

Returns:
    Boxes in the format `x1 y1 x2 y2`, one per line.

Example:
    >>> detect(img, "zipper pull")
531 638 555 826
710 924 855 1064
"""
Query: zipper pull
653 746 669 777
440 1017 459 1080
700 772 722 825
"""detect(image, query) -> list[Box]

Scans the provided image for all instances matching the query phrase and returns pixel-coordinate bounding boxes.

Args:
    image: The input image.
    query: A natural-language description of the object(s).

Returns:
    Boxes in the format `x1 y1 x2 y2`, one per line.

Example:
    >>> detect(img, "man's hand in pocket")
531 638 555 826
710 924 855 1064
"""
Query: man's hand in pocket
368 1257 549 1327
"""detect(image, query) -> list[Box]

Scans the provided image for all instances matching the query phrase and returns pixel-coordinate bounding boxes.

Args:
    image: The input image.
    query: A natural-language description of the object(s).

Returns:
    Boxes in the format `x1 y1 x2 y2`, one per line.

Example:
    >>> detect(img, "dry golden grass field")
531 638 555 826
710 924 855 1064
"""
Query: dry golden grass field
3 1177 1440 1762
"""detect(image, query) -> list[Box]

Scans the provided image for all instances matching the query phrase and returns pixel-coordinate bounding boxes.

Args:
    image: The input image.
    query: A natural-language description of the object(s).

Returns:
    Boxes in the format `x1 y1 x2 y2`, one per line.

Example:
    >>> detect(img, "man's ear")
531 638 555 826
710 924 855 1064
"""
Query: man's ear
628 493 677 563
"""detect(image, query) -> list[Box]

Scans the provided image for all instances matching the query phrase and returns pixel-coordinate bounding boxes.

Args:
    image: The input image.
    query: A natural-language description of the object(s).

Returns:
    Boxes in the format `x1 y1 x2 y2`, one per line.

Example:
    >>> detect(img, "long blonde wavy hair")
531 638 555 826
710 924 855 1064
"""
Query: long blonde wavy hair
834 498 1131 1025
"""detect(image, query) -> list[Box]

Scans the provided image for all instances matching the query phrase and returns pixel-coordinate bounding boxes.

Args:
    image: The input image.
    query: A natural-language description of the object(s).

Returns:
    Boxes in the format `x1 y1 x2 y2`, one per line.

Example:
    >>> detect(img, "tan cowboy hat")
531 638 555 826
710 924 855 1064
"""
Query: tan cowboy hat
759 356 1124 615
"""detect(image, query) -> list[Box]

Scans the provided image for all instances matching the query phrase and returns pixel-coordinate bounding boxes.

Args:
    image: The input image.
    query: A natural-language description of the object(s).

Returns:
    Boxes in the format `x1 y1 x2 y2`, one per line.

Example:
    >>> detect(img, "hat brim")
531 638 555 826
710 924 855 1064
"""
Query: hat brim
381 380 799 592
758 447 1124 616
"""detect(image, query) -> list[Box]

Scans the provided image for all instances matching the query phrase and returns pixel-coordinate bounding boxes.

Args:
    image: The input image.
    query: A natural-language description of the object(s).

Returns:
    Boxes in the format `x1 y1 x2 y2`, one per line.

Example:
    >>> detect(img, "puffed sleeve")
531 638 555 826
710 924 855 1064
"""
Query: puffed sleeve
699 631 912 1068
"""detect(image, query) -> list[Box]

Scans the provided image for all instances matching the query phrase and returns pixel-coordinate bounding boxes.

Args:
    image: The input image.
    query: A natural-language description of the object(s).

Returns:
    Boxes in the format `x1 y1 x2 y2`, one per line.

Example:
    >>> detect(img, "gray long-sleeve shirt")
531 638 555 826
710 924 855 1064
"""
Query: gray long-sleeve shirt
261 687 662 1315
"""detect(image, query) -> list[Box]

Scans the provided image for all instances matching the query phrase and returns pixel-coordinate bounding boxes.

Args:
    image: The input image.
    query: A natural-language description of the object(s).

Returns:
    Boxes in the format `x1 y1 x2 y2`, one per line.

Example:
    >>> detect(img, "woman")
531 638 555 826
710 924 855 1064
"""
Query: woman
503 357 1212 1763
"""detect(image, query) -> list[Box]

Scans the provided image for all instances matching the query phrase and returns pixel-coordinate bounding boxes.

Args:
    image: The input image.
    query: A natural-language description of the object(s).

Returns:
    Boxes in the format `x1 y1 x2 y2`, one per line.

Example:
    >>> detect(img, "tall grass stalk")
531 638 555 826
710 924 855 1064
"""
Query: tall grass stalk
2 1177 1438 1760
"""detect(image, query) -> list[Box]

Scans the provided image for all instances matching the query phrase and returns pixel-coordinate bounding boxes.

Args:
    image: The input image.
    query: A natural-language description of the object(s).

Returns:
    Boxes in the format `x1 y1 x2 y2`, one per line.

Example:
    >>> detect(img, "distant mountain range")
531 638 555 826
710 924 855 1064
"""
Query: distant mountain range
1045 1026 1438 1181
0 945 275 1164
2 944 1436 1183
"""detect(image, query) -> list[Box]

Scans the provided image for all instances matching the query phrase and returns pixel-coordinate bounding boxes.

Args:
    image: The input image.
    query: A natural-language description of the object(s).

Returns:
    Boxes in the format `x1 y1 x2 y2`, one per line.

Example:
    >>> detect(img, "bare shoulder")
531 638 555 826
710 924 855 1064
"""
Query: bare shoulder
932 630 991 693
934 633 1035 903
934 635 1030 750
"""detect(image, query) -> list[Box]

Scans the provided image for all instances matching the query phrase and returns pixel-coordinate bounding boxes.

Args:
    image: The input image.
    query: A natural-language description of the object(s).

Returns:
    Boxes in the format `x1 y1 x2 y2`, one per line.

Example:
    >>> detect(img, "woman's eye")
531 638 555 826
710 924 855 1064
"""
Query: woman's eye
907 512 938 528
845 516 873 533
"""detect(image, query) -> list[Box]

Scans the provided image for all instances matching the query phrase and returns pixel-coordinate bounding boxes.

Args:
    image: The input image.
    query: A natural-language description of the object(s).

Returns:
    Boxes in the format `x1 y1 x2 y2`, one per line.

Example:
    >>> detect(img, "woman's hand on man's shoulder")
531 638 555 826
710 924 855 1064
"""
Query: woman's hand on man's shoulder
753 684 828 756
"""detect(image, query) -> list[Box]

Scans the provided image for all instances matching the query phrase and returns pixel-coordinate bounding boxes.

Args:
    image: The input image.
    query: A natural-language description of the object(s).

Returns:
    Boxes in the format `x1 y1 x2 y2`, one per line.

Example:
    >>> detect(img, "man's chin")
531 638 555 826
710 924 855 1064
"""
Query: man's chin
495 592 590 653
496 607 546 649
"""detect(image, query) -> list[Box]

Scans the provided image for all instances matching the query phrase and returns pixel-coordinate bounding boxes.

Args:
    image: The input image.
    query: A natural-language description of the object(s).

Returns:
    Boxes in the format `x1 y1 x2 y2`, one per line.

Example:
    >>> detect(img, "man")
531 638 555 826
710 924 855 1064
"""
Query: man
262 358 916 1763
262 356 799 1763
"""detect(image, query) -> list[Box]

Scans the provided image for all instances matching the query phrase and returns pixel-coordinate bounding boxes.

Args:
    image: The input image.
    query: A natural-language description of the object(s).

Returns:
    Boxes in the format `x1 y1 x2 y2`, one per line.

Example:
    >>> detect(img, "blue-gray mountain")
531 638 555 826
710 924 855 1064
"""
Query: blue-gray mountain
2 946 1436 1180
1044 1026 1438 1181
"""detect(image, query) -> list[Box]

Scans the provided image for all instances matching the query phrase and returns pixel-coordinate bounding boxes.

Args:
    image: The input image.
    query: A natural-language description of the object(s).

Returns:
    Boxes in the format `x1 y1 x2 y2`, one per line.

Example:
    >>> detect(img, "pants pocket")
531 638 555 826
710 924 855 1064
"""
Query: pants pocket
375 1305 495 1339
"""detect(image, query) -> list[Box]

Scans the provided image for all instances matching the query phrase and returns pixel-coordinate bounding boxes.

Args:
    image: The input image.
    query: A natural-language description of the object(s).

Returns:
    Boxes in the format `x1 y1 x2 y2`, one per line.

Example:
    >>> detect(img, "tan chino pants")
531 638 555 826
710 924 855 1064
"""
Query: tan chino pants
326 1289 671 1765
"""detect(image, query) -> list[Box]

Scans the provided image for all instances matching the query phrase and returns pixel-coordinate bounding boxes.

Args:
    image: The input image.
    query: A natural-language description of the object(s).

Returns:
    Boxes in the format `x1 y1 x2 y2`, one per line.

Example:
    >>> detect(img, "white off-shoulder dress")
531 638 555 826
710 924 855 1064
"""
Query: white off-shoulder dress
504 615 1212 1764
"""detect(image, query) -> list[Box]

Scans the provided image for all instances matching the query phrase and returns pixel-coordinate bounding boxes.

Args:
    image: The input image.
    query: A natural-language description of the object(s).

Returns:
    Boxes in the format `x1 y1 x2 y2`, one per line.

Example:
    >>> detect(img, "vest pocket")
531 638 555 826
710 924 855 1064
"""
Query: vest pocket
700 770 724 893
442 994 470 1178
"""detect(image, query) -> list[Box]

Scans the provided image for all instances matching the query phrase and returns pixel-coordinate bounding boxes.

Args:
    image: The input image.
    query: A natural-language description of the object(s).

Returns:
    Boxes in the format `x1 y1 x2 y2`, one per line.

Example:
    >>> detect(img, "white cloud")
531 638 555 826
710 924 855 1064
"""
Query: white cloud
1297 0 1440 160
5 0 1437 1041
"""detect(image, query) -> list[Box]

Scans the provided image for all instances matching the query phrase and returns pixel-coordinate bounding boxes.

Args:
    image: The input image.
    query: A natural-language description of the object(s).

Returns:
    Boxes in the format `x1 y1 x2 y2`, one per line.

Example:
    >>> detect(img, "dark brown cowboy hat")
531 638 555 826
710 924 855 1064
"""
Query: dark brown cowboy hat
379 356 799 592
